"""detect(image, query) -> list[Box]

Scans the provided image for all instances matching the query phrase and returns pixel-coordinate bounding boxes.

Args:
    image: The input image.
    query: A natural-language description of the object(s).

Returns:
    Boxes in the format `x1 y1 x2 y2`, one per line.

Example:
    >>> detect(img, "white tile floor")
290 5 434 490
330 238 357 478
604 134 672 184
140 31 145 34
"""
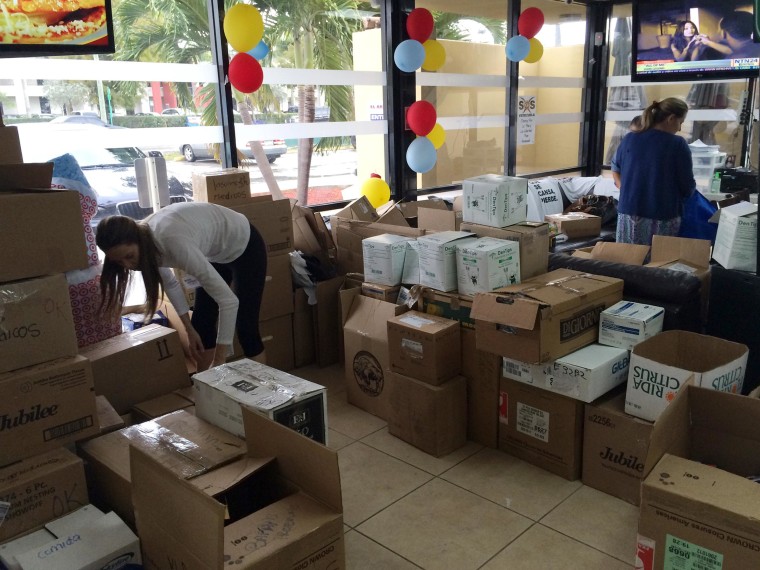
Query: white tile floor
294 363 638 570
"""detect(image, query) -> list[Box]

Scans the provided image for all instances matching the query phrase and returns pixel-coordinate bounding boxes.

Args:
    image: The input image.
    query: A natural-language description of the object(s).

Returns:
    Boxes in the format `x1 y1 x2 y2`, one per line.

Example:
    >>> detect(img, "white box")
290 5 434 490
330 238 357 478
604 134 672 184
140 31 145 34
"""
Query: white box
417 231 478 292
192 358 328 444
401 240 421 285
625 331 749 422
548 344 630 403
462 174 528 228
502 357 551 386
362 233 409 286
456 237 521 296
599 301 665 351
2 506 140 570
712 202 758 272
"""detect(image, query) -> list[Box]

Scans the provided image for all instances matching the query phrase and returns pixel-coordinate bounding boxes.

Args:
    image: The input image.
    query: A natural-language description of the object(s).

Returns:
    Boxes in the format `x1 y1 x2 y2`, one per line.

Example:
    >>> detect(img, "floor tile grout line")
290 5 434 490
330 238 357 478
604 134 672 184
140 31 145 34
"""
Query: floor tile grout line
534 522 637 566
347 473 434 529
348 528 426 569
474 522 538 570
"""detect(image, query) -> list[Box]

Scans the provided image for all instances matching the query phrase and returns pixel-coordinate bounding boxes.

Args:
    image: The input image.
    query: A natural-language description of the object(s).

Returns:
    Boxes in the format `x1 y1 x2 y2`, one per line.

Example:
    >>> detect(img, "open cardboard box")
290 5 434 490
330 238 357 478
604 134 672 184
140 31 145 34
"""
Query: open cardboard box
131 406 343 569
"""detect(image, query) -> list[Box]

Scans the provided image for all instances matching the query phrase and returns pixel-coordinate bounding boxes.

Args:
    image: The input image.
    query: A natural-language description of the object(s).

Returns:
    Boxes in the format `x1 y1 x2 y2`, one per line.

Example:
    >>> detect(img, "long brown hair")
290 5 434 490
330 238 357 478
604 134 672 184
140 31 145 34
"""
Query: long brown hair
96 216 164 319
640 98 689 131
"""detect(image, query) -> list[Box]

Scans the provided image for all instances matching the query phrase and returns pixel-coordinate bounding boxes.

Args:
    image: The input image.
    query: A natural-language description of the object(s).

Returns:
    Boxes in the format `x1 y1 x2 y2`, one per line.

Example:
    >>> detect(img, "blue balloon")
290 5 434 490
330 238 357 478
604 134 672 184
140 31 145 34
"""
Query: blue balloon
394 39 425 73
248 40 270 60
406 137 437 173
506 35 530 62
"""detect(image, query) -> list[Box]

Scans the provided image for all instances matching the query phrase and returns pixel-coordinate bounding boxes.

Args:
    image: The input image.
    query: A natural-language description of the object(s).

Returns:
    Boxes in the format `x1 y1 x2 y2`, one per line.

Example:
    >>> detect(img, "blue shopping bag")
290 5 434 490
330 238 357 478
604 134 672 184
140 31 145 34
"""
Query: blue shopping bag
679 191 718 244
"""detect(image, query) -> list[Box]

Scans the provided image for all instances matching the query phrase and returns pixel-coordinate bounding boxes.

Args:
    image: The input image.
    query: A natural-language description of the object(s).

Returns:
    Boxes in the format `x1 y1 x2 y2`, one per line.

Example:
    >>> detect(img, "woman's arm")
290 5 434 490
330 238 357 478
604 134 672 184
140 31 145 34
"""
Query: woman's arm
694 35 732 56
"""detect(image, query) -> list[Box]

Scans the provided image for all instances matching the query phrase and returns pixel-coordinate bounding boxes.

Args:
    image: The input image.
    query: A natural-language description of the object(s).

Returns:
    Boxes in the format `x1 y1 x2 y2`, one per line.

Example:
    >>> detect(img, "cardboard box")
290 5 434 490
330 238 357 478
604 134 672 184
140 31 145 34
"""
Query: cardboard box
260 253 294 321
78 324 191 415
94 395 125 436
636 386 760 570
0 356 97 467
362 233 409 286
582 389 653 506
712 201 757 272
498 377 585 480
131 392 195 423
456 237 521 296
311 276 344 367
332 195 379 223
342 295 406 420
572 241 650 265
192 358 327 444
547 343 630 402
0 448 88 543
259 313 295 371
417 200 463 231
545 212 601 239
421 289 474 328
0 125 23 163
388 372 467 457
131 407 344 570
293 288 316 368
0 505 140 570
0 185 89 283
230 196 295 256
471 269 624 363
401 240 421 285
192 168 251 204
0 274 78 374
625 330 749 421
362 282 401 303
387 311 461 385
461 328 501 448
599 301 665 351
417 231 478 292
501 356 551 385
77 410 246 526
462 174 528 228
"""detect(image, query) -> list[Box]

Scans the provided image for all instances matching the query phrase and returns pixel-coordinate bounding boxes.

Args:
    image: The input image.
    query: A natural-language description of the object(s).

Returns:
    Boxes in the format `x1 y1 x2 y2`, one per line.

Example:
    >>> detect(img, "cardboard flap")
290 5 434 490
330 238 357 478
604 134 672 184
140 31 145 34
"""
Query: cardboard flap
650 235 711 268
376 203 411 227
471 293 540 330
589 242 650 265
130 445 224 569
0 163 54 190
242 406 342 513
333 196 379 222
0 126 23 164
417 200 449 211
189 456 275 496
643 377 694 477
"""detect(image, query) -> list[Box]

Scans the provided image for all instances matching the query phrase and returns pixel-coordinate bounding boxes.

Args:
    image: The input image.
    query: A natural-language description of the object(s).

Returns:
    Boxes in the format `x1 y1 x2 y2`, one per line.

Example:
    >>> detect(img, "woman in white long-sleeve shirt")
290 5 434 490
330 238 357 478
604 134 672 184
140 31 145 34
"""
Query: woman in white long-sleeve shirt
96 202 268 370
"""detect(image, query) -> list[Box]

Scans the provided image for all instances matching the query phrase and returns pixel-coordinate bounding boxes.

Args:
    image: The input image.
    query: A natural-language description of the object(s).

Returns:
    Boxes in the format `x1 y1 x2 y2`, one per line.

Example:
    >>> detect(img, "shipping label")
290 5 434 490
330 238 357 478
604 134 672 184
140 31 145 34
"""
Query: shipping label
665 534 723 570
515 402 549 442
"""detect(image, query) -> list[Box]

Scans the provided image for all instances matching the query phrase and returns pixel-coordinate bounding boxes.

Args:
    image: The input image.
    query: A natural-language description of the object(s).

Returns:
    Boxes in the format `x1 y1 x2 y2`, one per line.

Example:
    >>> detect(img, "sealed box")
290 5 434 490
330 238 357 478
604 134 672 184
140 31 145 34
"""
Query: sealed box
77 410 246 526
418 231 478 292
401 240 421 285
258 313 295 371
599 301 665 351
362 233 409 286
625 330 748 421
387 311 461 385
0 274 78 374
462 174 528 228
0 356 97 467
229 196 294 256
548 343 630 403
259 253 294 321
471 269 624 363
388 372 467 457
545 212 601 239
192 168 250 204
78 324 190 415
131 407 344 570
498 377 585 480
0 448 88 543
711 201 757 272
362 282 401 303
456 236 520 296
192 358 327 444
461 328 501 448
502 356 551 386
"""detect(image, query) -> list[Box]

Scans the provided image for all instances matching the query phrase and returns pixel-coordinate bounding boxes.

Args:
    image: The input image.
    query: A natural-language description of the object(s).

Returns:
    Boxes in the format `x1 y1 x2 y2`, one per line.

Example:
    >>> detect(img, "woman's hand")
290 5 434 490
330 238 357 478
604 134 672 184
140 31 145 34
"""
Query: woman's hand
185 325 206 363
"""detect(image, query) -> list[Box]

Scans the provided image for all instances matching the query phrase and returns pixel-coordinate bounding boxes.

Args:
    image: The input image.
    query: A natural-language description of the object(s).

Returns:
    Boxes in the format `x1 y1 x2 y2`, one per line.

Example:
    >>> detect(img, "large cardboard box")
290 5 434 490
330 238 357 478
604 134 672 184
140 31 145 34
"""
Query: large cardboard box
0 184 89 283
131 407 344 570
192 168 251 204
502 356 551 386
310 276 344 367
498 376 585 480
0 125 23 163
417 231 478 292
230 196 295 256
78 324 190 415
362 233 409 286
456 237 521 296
0 448 88 543
599 300 665 351
260 253 294 321
293 288 316 368
545 212 601 239
0 274 78 374
471 269 624 363
192 358 327 444
361 282 401 303
387 311 461 385
625 330 748 421
401 240 421 285
342 295 406 420
421 289 474 328
462 174 528 228
77 410 246 526
547 343 630 403
259 313 295 371
0 356 97 467
417 200 463 231
636 386 760 570
388 372 467 457
461 328 501 448
711 201 757 272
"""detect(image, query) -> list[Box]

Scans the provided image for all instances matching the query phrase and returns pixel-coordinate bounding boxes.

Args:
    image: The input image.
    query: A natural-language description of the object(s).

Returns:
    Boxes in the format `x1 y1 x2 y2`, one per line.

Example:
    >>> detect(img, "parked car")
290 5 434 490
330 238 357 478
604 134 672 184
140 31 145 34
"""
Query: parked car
49 115 123 128
180 138 287 163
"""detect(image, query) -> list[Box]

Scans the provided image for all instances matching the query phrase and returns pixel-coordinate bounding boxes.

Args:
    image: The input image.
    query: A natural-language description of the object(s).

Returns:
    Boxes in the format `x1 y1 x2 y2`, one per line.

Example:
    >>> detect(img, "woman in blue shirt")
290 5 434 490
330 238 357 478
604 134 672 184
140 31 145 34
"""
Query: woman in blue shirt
612 98 696 245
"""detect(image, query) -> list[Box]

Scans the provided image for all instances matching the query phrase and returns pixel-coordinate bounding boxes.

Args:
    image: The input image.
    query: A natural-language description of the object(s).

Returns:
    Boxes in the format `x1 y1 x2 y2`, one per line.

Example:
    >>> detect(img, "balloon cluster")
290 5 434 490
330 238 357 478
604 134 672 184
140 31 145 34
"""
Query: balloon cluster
224 4 270 93
506 8 544 64
393 8 446 73
406 100 444 173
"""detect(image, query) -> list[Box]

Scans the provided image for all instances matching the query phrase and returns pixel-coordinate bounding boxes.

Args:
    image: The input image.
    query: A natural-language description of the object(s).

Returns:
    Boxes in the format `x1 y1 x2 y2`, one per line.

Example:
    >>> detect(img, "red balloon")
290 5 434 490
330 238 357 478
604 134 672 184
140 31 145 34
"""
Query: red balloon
229 53 263 94
518 7 545 39
406 101 437 136
406 8 434 42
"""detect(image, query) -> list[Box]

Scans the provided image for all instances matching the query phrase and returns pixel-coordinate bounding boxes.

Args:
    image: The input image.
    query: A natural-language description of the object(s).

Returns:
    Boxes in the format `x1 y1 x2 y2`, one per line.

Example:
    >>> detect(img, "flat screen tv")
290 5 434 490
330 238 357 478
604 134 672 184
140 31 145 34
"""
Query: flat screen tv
632 0 760 82
0 0 115 58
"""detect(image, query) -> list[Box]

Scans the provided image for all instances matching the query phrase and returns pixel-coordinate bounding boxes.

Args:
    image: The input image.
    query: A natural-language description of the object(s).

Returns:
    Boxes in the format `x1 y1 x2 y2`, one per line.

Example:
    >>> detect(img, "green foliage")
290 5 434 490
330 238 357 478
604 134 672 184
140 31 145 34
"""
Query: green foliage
111 115 186 128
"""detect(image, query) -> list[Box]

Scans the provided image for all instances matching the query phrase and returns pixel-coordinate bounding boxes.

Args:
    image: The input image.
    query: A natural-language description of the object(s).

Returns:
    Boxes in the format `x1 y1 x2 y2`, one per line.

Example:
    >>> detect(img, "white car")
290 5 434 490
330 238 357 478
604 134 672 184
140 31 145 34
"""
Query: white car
180 137 288 163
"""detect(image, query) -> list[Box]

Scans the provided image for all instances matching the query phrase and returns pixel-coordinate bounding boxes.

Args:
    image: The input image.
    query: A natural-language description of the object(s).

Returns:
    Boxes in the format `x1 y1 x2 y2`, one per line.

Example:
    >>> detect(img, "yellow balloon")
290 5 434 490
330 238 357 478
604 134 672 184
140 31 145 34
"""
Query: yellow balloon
422 39 446 71
224 4 264 53
426 123 446 149
524 37 544 64
360 176 391 209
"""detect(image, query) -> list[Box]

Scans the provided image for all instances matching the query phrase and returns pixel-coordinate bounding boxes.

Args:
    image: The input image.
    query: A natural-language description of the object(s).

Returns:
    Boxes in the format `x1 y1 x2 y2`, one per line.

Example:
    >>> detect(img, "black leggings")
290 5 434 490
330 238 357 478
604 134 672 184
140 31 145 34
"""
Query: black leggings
191 224 268 357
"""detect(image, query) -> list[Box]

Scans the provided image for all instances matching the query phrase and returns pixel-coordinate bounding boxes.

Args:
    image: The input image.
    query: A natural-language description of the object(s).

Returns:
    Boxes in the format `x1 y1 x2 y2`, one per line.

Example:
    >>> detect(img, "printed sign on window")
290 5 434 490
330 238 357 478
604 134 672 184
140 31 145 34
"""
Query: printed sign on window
518 96 536 146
